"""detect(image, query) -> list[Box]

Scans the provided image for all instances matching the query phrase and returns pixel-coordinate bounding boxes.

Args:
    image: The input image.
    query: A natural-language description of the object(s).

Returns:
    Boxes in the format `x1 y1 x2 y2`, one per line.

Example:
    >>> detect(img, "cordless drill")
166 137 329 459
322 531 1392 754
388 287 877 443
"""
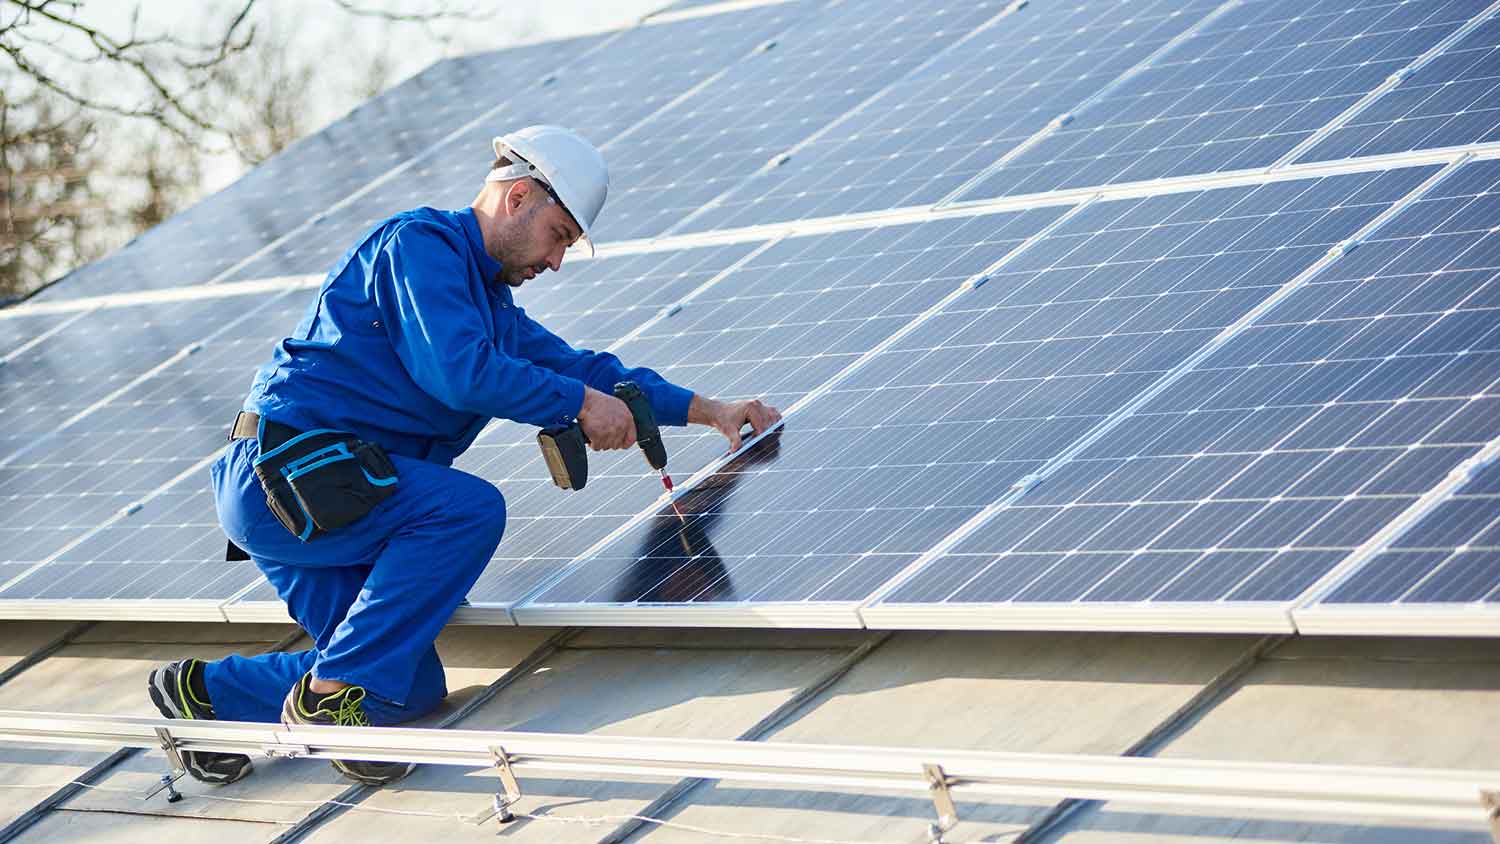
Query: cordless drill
538 381 671 492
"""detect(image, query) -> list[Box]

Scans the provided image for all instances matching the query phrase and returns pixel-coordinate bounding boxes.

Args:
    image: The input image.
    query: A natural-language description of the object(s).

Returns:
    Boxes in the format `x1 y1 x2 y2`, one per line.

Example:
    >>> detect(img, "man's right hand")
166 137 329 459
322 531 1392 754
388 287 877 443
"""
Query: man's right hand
578 387 637 451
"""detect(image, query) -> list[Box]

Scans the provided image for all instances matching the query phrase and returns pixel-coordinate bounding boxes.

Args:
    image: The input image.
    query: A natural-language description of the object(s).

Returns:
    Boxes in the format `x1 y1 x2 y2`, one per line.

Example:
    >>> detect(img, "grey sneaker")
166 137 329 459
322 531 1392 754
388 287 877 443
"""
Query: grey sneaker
147 659 253 784
280 673 414 785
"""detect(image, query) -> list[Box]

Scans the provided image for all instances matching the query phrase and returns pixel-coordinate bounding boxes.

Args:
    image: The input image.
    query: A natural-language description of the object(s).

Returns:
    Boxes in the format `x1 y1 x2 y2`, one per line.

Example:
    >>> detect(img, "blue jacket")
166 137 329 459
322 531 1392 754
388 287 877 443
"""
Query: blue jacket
244 207 693 466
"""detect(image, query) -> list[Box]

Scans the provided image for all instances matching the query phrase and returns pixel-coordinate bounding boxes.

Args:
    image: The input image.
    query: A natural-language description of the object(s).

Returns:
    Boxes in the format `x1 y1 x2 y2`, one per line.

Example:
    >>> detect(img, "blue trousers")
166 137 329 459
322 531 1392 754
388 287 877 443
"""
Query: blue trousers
203 437 505 725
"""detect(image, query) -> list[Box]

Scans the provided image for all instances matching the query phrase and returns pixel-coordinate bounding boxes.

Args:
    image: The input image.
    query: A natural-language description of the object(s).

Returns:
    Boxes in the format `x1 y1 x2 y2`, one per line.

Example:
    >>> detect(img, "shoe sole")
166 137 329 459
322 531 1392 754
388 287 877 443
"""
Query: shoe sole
148 665 252 785
280 691 414 786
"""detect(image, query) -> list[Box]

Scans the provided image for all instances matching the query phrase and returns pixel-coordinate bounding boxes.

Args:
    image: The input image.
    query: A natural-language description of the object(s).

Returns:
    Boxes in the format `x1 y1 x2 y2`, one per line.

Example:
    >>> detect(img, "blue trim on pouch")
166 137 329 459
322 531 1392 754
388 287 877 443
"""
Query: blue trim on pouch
254 428 349 465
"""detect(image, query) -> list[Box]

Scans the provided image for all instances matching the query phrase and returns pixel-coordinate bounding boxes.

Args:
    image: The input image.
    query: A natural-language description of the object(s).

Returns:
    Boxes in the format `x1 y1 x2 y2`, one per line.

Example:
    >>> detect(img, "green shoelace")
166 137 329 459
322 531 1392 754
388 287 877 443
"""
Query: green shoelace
331 688 370 727
303 683 370 727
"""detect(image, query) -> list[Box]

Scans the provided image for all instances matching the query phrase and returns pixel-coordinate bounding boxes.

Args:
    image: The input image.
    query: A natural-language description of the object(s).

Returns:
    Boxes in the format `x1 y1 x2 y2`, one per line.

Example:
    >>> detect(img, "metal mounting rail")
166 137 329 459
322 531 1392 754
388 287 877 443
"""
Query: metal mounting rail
1 711 1497 840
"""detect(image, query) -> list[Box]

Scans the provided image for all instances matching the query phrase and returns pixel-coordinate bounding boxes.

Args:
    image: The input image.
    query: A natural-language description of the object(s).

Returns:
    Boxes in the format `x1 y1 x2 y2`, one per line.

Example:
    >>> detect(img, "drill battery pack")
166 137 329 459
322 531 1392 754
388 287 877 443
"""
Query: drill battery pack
538 424 590 490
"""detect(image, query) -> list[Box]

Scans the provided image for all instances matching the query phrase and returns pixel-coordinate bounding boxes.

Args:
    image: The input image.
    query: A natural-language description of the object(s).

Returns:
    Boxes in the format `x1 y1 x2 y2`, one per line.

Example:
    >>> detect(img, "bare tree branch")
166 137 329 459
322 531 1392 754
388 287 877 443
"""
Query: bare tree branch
0 0 484 299
327 0 484 24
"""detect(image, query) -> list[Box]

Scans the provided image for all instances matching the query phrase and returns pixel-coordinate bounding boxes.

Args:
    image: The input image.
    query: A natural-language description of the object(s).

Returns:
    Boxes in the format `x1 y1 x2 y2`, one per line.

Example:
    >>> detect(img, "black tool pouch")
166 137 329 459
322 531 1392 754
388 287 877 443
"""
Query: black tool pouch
252 421 399 542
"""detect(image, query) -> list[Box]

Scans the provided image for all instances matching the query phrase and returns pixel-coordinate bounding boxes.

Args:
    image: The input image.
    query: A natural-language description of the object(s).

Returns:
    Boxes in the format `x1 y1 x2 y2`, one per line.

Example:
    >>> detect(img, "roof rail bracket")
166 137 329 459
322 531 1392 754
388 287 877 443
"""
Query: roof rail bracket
470 745 524 827
1482 790 1500 843
144 727 186 803
923 762 960 843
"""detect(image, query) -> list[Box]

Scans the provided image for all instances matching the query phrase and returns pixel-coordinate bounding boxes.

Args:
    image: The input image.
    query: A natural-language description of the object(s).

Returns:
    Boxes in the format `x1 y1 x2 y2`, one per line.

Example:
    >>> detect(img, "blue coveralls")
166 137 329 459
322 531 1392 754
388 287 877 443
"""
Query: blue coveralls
204 207 692 725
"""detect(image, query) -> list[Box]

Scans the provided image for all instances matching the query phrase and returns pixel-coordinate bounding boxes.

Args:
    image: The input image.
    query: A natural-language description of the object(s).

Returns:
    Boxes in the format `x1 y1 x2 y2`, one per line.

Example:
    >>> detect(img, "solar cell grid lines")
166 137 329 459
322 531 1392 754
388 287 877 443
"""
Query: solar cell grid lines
962 0 1488 202
590 0 1013 242
500 207 1068 612
679 0 1225 233
0 292 309 607
221 3 810 282
1319 458 1500 606
6 0 1500 635
1265 157 1500 629
1301 11 1500 162
0 299 236 459
0 487 258 604
866 164 1455 624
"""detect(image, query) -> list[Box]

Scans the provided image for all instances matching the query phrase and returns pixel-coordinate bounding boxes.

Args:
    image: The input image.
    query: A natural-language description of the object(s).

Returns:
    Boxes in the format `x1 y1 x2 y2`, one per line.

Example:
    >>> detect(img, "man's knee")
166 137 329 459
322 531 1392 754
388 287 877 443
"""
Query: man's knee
448 472 506 545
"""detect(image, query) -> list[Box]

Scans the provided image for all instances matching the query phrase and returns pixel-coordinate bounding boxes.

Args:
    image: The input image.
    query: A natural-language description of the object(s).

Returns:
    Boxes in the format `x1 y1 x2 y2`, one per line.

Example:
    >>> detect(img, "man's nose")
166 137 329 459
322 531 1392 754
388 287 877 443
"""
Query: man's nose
548 247 564 272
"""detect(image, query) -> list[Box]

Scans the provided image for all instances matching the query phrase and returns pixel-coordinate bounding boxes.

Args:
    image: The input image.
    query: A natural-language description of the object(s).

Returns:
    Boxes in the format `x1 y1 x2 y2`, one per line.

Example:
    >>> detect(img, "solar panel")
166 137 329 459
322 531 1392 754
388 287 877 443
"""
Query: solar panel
215 3 809 282
866 161 1494 630
512 166 1436 625
1250 157 1500 634
478 207 1069 619
0 292 308 611
676 0 1223 233
959 0 1486 202
1298 13 1500 162
587 0 1013 242
6 0 1500 637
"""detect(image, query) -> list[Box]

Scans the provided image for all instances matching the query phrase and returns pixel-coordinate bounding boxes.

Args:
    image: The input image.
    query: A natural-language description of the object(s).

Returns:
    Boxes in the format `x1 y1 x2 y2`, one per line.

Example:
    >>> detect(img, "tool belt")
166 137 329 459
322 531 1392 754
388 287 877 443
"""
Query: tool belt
230 412 399 542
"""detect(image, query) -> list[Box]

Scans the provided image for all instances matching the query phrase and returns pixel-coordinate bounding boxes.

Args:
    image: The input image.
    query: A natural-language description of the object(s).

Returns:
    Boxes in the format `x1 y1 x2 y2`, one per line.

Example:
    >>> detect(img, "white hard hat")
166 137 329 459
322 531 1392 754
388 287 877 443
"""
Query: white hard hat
488 125 609 256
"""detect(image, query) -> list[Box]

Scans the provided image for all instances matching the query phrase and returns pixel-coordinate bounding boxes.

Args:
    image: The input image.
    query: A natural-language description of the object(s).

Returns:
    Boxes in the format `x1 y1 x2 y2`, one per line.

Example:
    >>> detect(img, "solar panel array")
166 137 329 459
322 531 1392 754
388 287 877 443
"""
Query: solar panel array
4 0 1498 636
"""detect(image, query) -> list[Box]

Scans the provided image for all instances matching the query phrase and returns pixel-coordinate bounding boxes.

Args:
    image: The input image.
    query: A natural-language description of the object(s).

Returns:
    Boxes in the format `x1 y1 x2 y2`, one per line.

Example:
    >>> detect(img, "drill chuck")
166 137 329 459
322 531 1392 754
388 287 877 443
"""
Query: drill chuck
613 381 668 471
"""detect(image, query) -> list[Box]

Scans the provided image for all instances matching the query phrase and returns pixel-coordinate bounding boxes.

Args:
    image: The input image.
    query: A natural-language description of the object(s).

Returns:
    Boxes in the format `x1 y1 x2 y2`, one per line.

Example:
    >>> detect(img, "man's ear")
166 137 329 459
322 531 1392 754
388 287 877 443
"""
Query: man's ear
503 179 532 216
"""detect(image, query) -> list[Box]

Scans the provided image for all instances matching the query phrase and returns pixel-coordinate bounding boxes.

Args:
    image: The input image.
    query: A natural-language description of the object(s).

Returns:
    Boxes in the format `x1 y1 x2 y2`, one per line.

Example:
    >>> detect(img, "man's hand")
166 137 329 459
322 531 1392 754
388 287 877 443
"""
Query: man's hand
689 395 783 453
578 387 637 451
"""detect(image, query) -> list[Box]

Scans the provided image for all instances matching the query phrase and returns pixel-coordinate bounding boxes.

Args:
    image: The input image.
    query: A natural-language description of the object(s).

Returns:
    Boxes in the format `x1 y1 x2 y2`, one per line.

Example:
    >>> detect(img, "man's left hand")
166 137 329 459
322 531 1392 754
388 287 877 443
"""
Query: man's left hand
690 395 783 453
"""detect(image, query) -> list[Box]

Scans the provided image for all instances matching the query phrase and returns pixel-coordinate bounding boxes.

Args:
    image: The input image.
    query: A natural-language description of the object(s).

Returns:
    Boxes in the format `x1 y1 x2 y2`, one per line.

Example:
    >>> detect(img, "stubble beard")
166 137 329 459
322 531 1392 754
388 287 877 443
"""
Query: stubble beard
497 203 542 288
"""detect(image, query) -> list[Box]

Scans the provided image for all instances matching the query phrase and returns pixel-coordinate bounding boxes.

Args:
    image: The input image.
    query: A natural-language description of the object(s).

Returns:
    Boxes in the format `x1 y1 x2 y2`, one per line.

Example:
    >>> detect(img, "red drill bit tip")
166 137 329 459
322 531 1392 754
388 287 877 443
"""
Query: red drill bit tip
660 470 686 524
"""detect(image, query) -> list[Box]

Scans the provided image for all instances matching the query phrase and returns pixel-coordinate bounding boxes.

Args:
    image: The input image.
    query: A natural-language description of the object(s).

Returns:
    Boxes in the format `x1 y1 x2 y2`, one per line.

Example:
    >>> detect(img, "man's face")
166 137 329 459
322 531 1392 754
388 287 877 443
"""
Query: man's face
498 182 583 287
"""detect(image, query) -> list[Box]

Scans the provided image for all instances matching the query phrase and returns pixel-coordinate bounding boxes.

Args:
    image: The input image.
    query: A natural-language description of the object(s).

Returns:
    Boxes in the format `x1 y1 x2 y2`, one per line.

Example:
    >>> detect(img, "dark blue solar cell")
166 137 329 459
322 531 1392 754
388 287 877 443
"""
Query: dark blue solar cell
1321 550 1450 603
1225 550 1345 602
1404 550 1500 601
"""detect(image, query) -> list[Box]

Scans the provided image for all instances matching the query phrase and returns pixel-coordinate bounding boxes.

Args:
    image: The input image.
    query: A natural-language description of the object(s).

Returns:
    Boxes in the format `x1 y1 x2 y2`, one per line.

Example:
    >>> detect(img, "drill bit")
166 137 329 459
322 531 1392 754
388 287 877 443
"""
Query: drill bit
660 469 687 524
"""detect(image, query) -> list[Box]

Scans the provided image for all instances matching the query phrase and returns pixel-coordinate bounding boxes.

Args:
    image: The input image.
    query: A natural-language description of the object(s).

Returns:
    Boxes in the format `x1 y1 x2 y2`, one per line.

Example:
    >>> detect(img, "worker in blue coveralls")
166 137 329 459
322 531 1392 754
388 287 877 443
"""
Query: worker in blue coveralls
145 125 782 787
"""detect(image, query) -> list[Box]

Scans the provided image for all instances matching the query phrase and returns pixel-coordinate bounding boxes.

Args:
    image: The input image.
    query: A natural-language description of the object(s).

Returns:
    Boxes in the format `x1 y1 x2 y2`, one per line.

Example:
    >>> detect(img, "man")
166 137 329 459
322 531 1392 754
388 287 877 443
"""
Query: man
146 125 781 786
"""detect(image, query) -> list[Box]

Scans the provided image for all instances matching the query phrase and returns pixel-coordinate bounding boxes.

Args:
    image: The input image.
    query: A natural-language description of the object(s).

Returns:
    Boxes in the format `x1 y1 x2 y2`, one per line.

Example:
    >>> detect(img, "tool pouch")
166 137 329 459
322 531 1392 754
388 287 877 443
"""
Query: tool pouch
252 422 399 542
